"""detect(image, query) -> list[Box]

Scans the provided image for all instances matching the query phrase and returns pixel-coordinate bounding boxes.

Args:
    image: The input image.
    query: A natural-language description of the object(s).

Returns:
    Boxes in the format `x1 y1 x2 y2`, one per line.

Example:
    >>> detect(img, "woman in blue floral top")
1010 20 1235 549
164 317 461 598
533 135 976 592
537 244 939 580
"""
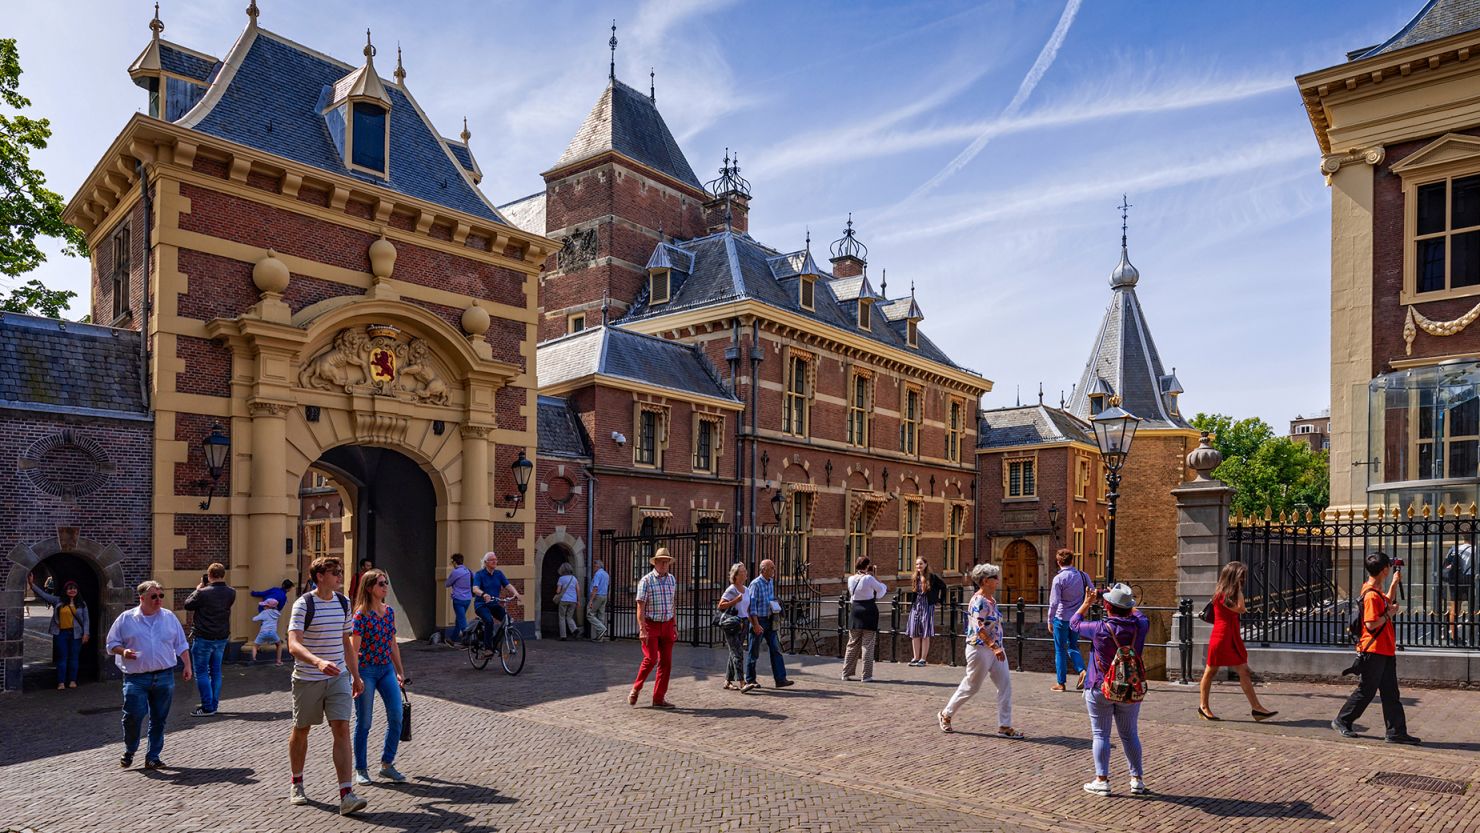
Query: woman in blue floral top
938 563 1023 738
349 568 408 786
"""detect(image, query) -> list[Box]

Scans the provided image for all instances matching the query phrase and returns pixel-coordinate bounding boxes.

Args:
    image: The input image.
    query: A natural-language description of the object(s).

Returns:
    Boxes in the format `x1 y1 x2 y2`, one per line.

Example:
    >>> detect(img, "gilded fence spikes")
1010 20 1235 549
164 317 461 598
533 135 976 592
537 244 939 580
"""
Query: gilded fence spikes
1439 502 1447 519
1471 501 1478 518
1422 501 1432 519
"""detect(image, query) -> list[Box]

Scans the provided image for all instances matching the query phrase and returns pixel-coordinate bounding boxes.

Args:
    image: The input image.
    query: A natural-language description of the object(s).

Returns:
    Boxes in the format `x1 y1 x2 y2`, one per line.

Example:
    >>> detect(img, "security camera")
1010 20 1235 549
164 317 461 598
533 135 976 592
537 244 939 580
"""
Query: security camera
612 431 627 446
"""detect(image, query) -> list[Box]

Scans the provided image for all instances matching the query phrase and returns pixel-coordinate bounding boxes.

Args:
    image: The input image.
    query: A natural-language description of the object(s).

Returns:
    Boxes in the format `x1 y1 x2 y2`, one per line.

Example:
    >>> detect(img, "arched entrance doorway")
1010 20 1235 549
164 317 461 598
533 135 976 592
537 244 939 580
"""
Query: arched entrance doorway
1001 539 1040 604
23 553 104 690
539 544 576 638
307 446 437 639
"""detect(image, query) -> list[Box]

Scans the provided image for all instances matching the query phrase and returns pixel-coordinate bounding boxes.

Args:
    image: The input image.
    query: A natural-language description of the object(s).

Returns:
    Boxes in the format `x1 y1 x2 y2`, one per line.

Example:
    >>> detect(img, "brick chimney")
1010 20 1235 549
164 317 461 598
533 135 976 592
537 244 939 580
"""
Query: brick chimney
829 214 867 278
702 149 751 235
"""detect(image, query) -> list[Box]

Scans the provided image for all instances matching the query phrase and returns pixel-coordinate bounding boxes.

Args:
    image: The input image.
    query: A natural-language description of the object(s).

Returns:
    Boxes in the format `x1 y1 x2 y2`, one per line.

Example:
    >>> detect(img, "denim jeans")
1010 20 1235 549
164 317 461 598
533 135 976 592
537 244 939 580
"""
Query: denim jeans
1084 687 1143 778
745 621 788 684
474 600 506 650
54 631 82 685
451 598 471 640
353 663 403 770
1051 618 1086 685
122 670 174 761
190 638 227 713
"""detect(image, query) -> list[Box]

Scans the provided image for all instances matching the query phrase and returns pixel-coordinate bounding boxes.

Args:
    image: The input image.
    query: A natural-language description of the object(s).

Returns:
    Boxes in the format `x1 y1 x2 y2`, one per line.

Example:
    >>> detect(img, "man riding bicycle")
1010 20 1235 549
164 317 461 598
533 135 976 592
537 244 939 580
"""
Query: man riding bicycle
472 552 522 652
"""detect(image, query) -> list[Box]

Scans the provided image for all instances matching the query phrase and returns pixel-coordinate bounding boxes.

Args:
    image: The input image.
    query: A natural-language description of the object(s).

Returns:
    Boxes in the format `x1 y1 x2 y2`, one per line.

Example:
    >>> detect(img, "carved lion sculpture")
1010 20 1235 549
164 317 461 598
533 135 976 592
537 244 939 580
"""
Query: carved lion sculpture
400 339 449 405
298 328 370 392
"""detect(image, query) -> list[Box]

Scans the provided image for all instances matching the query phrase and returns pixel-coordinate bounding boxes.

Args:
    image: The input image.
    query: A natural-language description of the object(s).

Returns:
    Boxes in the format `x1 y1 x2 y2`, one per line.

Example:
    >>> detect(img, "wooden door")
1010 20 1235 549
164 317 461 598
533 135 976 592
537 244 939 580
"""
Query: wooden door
1001 540 1040 604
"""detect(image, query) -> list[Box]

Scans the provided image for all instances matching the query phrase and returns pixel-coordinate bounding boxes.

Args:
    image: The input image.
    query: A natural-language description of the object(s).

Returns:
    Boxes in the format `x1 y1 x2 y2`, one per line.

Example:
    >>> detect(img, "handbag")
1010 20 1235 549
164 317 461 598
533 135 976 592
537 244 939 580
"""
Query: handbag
1198 599 1215 624
400 684 411 742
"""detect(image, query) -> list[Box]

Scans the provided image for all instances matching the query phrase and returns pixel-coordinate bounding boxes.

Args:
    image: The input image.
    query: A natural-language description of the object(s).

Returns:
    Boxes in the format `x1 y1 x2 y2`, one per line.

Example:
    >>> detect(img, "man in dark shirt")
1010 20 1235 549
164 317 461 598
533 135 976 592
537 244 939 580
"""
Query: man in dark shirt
183 562 236 717
472 552 521 652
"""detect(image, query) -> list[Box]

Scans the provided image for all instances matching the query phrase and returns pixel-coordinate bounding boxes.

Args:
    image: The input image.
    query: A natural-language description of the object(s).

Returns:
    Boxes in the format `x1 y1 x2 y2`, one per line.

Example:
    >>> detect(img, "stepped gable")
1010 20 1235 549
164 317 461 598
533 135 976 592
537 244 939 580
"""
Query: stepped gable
550 79 703 191
0 313 148 417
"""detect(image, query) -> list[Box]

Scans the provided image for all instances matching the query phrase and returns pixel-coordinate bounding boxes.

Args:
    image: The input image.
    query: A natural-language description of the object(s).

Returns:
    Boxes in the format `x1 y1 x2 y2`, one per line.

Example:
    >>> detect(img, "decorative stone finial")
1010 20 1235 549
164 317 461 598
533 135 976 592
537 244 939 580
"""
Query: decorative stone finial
460 116 471 144
150 2 164 38
246 0 259 24
393 44 405 84
252 249 290 295
368 234 396 280
364 29 376 61
461 305 491 337
1186 431 1223 481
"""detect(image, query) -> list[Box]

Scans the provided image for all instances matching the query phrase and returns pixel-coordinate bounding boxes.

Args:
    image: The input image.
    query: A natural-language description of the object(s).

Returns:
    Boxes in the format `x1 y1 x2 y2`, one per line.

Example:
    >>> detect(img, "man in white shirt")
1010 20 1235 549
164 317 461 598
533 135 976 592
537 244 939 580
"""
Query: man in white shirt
105 580 191 769
286 556 366 815
587 559 611 642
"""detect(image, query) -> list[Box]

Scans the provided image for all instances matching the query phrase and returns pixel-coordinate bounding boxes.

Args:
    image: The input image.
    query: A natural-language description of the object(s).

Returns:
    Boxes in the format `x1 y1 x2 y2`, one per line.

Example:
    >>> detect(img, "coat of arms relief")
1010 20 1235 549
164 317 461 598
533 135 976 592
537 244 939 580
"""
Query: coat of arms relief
298 324 451 405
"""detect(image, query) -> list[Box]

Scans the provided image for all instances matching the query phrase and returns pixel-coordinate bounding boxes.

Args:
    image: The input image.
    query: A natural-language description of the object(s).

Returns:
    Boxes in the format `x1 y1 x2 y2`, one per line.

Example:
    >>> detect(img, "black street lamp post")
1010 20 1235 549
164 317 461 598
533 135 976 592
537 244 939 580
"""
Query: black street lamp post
1091 404 1142 585
198 423 230 510
504 450 534 518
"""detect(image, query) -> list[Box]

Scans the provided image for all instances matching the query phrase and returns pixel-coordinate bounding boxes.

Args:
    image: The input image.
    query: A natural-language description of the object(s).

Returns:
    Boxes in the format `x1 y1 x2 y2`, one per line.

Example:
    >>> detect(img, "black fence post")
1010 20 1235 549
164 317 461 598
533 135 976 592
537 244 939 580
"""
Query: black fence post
947 585 959 667
1015 596 1026 671
837 593 847 659
1178 597 1193 684
890 589 902 663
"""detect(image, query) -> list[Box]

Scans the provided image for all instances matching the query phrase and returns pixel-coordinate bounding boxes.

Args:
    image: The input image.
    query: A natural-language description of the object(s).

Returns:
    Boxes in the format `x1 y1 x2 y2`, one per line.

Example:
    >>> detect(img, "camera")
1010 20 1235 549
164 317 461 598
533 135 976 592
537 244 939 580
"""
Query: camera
1392 557 1404 569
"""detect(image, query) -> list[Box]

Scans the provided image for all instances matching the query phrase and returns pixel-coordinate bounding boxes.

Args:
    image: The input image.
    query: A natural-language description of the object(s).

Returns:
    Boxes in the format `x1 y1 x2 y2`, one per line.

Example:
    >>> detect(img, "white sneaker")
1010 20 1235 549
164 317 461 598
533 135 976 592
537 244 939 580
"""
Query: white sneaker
288 783 307 805
1083 780 1112 797
1129 777 1150 795
353 769 373 786
338 791 368 815
378 764 407 783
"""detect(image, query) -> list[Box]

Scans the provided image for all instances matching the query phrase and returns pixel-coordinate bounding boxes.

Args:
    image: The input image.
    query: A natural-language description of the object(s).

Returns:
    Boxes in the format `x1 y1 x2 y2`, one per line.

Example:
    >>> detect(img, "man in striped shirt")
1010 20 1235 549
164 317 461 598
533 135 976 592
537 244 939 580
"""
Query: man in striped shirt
286 556 367 815
745 558 793 691
628 549 678 709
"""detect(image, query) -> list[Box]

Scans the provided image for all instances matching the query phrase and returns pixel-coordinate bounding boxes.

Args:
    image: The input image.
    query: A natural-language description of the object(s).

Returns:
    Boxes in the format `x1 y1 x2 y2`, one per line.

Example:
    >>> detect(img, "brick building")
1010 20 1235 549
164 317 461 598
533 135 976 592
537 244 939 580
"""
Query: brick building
978 224 1194 609
504 69 992 593
1289 409 1331 452
0 5 554 687
1299 0 1480 516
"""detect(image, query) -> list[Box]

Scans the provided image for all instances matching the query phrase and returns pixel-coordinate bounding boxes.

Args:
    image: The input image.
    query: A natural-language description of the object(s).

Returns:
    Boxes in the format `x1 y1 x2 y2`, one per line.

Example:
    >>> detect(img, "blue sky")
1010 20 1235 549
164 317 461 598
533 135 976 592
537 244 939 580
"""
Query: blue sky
5 0 1429 429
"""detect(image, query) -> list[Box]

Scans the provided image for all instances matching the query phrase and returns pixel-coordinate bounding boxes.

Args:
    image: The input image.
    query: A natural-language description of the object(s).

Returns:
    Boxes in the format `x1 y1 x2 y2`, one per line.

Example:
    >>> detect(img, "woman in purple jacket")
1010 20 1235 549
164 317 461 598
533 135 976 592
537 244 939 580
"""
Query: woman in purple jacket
1070 583 1150 798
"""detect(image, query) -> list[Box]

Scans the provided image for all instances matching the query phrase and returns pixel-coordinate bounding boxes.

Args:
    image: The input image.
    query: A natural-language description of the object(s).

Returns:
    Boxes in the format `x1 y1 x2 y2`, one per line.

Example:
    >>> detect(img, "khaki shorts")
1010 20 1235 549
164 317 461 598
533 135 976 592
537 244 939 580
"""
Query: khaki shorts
291 674 353 727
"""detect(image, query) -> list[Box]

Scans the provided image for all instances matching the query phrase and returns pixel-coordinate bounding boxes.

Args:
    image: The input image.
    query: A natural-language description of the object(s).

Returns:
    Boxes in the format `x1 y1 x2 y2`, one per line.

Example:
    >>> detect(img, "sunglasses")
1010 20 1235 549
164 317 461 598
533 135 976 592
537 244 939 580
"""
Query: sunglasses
373 579 389 587
324 570 343 577
145 593 164 600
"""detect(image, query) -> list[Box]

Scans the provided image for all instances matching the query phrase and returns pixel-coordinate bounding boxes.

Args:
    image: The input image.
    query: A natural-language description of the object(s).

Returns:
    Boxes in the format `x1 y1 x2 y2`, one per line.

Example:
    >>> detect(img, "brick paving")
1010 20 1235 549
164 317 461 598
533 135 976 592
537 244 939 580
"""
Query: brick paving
2 639 1478 833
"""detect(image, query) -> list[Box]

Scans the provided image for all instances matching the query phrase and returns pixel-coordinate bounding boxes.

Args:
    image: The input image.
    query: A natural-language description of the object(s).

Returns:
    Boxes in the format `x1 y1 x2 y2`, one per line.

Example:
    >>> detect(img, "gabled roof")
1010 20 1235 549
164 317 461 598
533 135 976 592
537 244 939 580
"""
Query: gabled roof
619 230 968 371
1065 243 1190 430
767 249 821 280
537 325 737 402
978 405 1093 449
1352 0 1480 59
497 191 545 236
174 25 503 223
550 80 703 191
131 39 220 83
0 314 149 418
879 296 922 322
537 395 591 459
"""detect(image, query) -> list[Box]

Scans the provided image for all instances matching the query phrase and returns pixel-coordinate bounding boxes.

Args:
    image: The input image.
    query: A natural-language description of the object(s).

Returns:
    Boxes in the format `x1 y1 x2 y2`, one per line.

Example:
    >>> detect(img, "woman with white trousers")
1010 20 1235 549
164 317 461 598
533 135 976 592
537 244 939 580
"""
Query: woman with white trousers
938 562 1024 739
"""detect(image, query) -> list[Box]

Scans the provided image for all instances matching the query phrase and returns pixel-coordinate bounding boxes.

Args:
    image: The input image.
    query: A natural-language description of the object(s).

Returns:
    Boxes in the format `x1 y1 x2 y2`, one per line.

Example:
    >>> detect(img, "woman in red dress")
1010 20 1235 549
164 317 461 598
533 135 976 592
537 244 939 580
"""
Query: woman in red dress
1198 561 1278 721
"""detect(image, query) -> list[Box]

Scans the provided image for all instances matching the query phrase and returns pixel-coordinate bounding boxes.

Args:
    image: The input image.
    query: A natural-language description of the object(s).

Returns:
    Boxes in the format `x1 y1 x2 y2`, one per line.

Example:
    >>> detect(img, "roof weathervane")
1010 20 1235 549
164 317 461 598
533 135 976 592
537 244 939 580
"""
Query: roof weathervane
609 20 618 82
1119 193 1132 250
246 0 259 23
394 44 405 84
150 2 164 38
1038 382 1044 406
830 212 869 262
650 67 656 103
804 227 811 253
880 268 887 296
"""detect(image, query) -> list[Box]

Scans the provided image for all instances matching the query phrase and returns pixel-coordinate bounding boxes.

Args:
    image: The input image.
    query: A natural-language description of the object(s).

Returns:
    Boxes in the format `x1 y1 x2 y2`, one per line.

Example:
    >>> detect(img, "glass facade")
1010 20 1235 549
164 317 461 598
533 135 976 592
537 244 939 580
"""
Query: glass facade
1367 360 1480 511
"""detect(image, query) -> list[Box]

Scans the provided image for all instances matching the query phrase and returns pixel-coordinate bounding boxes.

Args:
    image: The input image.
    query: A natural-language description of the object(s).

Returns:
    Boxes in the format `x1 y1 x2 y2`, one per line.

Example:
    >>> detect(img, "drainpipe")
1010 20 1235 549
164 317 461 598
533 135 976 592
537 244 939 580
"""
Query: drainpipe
726 319 742 564
748 319 762 566
584 463 597 584
135 160 153 410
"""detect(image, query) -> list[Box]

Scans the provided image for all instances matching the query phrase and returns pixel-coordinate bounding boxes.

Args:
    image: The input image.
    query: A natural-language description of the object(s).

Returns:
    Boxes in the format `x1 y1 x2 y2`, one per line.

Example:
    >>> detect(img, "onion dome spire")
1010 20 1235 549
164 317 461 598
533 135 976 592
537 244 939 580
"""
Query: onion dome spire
1110 194 1139 289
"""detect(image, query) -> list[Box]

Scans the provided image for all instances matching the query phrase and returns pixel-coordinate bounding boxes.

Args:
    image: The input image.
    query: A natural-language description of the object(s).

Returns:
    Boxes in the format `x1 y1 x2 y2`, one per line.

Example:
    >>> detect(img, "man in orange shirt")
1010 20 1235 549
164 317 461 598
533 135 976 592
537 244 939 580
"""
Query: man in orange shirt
1332 551 1421 745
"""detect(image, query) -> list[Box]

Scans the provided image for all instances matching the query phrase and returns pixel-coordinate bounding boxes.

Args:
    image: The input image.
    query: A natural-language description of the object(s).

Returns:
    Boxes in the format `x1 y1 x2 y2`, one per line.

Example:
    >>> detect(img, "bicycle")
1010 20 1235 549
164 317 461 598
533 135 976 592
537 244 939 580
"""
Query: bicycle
462 599 525 675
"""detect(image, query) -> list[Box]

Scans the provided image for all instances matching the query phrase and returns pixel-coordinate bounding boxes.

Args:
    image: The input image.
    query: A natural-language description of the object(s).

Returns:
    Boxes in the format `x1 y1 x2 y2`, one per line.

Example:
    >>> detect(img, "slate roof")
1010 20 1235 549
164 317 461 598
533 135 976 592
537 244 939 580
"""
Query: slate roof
1354 0 1480 59
537 325 737 402
620 230 968 372
176 26 503 223
978 405 1093 449
1064 244 1190 430
160 43 219 83
550 80 703 191
0 313 149 417
497 192 546 236
537 395 590 459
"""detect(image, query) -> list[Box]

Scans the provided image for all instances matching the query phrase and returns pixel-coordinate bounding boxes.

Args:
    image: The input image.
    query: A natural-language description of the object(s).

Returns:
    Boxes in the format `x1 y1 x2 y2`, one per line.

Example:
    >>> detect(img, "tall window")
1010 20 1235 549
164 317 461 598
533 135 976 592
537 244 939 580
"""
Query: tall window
898 500 920 573
304 520 330 561
946 400 963 463
1415 173 1480 294
111 224 131 322
693 416 718 472
907 319 918 348
800 275 815 310
636 409 659 466
1416 394 1480 478
1007 458 1035 498
847 374 870 446
783 355 809 436
1076 458 1091 499
784 492 811 569
846 512 868 566
858 299 872 331
900 387 920 454
1073 527 1085 556
350 102 387 173
944 504 965 573
1095 528 1107 563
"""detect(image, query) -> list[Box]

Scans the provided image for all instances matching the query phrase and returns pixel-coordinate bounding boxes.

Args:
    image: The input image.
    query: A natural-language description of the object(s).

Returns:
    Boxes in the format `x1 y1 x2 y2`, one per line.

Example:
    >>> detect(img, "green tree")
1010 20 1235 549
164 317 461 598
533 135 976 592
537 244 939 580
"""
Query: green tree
0 38 87 317
1190 412 1330 517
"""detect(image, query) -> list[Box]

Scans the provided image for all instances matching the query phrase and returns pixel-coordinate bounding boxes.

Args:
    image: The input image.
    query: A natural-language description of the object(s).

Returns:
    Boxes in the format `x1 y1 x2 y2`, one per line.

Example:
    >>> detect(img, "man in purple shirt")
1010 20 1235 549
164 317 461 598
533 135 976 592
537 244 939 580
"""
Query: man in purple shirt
1048 549 1092 692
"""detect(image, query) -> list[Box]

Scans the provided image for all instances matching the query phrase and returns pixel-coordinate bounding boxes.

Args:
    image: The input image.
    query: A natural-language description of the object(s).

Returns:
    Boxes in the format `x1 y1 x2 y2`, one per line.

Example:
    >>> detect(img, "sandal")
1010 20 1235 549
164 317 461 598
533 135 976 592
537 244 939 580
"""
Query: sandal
723 682 737 691
937 711 953 733
997 727 1025 739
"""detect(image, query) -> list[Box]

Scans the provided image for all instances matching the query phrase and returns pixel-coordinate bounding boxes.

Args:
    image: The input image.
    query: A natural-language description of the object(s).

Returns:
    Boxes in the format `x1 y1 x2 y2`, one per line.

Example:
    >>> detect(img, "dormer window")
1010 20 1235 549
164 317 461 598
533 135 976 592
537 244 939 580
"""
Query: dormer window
907 319 918 348
858 299 872 331
800 275 815 310
650 268 671 304
350 102 388 174
1090 394 1105 416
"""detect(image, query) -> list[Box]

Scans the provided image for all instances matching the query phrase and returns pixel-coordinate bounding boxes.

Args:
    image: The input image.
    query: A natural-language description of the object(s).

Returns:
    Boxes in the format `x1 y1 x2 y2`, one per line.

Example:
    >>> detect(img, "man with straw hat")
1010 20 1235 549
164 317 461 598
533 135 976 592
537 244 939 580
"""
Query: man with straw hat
628 548 678 709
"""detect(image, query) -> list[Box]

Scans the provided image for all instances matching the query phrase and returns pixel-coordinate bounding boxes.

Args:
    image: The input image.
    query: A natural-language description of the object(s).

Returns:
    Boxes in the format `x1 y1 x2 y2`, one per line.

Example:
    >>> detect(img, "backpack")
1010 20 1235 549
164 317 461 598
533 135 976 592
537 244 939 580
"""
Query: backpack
1442 545 1474 586
1099 622 1147 704
1346 588 1384 645
303 591 350 632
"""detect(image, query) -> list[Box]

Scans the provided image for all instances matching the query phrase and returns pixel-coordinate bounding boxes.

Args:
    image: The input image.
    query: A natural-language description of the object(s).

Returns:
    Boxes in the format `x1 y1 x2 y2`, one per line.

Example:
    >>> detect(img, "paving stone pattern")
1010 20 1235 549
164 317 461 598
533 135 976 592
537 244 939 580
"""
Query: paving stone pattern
1 640 1478 833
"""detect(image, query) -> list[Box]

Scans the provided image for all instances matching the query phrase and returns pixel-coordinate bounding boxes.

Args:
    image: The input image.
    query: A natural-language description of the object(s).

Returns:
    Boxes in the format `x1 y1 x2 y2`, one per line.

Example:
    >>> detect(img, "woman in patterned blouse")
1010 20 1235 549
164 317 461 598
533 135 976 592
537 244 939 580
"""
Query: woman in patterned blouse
938 563 1024 739
349 568 408 786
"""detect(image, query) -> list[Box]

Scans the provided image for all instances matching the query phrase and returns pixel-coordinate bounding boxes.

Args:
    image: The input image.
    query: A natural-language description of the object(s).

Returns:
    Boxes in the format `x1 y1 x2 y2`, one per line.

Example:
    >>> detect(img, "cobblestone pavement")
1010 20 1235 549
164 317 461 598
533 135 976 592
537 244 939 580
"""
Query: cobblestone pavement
2 638 1478 833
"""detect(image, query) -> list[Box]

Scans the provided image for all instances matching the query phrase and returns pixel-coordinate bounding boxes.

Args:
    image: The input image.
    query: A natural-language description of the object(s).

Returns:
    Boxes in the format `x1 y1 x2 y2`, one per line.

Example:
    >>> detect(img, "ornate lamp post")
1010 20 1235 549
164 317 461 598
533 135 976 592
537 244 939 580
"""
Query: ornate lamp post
1047 503 1060 548
770 488 785 528
1091 403 1142 584
504 450 534 518
198 423 230 510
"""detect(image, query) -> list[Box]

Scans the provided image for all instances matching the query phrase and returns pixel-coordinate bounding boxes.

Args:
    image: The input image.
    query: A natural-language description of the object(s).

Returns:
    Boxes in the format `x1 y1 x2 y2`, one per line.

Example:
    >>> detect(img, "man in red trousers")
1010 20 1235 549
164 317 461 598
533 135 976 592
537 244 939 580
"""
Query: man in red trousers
628 549 678 709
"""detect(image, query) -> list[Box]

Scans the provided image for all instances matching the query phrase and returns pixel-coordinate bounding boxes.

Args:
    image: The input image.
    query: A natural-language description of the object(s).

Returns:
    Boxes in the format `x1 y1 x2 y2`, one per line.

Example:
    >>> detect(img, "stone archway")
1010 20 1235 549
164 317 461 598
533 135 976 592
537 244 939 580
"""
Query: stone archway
533 527 586 639
3 534 132 692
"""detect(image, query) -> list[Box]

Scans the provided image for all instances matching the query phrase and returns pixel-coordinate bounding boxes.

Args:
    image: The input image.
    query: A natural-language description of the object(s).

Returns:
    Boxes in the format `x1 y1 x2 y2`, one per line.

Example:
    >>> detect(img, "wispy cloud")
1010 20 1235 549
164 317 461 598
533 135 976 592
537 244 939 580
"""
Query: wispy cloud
902 0 1082 201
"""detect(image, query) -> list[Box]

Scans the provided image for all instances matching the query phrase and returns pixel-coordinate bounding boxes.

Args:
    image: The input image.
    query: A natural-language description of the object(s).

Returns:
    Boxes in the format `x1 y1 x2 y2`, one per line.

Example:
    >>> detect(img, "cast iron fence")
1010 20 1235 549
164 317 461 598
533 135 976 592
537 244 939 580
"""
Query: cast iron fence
1229 509 1479 650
